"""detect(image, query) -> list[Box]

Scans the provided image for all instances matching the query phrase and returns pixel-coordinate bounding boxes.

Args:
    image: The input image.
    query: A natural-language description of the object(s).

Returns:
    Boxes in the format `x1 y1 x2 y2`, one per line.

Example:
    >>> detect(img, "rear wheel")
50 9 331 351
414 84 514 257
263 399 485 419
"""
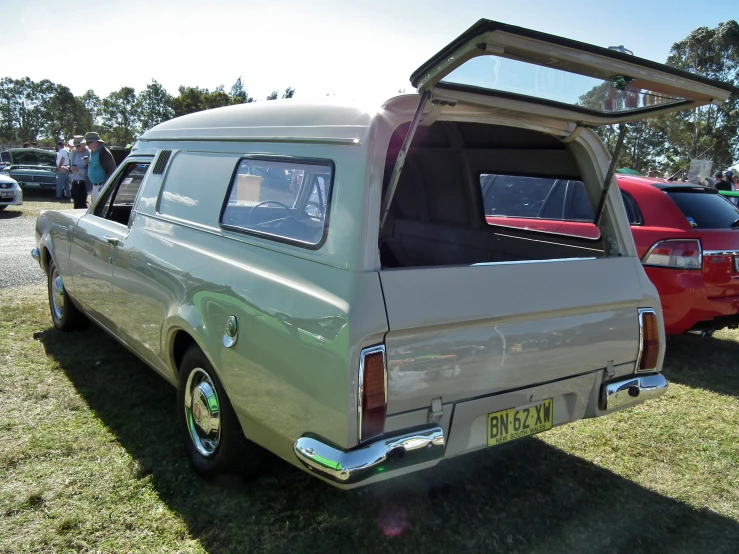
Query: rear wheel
177 345 249 479
47 259 84 331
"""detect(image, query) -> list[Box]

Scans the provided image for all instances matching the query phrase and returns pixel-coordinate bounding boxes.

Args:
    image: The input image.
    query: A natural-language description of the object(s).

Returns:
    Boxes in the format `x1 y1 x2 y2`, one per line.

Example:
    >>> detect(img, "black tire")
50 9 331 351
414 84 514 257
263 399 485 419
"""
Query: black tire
47 258 84 331
177 345 248 479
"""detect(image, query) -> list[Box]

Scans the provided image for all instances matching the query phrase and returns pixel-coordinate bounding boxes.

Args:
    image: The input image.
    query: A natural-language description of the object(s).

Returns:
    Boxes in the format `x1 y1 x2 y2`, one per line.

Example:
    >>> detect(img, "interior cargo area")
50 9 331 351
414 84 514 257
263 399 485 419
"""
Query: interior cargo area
379 121 606 269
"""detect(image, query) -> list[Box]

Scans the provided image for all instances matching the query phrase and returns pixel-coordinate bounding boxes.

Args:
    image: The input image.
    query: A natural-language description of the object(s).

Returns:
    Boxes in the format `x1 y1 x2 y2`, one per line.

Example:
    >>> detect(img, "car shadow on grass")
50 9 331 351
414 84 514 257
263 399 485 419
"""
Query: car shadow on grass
37 326 739 554
663 334 739 397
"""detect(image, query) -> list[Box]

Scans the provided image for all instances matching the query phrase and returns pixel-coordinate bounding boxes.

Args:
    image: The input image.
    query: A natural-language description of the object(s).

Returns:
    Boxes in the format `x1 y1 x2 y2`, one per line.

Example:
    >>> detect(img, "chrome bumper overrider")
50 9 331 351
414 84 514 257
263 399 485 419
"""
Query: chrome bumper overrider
31 247 40 263
602 373 668 411
294 426 445 484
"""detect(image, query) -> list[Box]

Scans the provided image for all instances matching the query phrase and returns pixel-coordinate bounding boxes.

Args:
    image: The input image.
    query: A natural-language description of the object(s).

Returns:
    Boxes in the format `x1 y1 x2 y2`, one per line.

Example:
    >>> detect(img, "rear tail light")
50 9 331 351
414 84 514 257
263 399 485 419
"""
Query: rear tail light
643 239 702 269
359 346 387 441
637 308 660 372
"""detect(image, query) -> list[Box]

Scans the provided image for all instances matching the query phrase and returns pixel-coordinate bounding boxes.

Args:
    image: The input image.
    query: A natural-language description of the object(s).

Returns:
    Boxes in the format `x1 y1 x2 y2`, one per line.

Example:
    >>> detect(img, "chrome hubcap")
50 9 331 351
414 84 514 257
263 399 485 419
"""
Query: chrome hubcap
184 368 221 457
51 270 65 321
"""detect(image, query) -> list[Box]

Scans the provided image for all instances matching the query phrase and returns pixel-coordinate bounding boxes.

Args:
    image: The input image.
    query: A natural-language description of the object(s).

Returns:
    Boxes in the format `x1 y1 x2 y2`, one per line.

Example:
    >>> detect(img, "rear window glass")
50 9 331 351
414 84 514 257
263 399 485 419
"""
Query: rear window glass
221 158 333 247
481 174 564 218
667 192 739 229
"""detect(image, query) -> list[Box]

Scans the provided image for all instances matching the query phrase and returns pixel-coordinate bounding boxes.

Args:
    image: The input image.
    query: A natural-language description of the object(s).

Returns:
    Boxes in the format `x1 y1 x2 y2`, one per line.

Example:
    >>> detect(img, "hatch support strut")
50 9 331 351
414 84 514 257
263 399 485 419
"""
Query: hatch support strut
380 90 432 229
594 123 627 228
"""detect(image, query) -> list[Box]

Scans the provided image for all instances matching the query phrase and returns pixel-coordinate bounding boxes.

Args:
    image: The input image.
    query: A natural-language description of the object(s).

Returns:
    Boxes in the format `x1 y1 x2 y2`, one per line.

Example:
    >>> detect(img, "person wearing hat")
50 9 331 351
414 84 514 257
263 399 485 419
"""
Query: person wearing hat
714 170 732 192
84 131 116 203
55 139 71 200
69 136 91 209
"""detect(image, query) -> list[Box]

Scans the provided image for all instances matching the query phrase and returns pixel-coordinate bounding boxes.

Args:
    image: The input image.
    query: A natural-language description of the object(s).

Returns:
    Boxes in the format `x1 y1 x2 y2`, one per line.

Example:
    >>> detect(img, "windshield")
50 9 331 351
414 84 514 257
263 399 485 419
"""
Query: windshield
667 192 739 229
443 56 687 115
9 149 56 167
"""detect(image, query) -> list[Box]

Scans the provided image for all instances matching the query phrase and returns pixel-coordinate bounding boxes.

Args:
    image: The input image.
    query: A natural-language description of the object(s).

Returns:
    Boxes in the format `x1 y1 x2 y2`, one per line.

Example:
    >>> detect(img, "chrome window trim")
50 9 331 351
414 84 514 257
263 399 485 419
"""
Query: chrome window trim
642 238 702 270
357 344 387 443
635 307 658 373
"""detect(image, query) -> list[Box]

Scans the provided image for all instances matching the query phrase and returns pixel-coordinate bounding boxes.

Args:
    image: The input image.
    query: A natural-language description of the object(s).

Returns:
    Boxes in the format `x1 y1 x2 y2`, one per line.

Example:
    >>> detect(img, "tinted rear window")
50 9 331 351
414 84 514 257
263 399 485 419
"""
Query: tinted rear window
667 192 739 229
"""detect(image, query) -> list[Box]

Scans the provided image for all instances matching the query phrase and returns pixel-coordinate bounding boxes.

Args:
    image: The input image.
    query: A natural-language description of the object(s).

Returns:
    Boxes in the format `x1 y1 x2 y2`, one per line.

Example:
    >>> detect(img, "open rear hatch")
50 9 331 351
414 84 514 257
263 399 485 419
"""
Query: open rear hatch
410 19 734 126
377 20 733 417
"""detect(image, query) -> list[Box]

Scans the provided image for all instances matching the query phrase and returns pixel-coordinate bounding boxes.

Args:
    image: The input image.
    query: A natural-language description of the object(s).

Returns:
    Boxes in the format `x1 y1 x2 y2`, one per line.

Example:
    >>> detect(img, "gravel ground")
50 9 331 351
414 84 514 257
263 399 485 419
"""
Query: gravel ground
0 216 45 289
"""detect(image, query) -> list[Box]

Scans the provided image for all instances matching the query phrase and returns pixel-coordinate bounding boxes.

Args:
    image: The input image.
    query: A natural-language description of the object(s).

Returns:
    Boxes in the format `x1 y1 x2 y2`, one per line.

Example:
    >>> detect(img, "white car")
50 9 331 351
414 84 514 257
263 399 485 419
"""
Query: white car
0 173 22 210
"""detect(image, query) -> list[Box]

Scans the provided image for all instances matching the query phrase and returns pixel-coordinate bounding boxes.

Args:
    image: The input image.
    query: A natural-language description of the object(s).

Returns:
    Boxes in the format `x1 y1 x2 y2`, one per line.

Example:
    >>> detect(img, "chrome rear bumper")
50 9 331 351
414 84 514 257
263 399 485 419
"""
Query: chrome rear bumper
602 373 668 411
294 426 444 485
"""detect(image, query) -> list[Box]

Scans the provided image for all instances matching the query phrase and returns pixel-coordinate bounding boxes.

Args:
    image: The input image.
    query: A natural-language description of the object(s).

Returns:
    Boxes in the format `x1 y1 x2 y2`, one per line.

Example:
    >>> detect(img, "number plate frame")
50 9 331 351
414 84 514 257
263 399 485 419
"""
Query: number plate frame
487 398 553 446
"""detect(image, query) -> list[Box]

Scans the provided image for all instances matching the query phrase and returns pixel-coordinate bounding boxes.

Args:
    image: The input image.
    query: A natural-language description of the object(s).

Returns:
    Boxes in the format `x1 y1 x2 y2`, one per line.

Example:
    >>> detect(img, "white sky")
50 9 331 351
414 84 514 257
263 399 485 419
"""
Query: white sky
4 0 737 101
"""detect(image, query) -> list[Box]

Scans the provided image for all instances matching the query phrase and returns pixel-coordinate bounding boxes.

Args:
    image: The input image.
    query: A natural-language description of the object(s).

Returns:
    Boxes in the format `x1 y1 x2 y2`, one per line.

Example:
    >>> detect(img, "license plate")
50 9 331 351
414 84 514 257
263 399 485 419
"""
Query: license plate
0 192 12 199
734 256 739 272
487 398 553 446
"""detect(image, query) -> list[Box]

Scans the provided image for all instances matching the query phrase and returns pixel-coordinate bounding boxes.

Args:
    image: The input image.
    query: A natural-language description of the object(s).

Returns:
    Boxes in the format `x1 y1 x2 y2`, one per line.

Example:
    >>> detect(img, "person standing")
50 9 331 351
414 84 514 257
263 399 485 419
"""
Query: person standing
54 139 71 200
84 132 116 203
69 136 90 209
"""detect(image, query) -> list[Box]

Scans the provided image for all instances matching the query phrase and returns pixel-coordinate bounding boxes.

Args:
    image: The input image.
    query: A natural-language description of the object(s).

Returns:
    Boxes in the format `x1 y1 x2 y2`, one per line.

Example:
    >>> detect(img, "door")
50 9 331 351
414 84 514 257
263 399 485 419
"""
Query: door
410 20 734 126
68 160 151 332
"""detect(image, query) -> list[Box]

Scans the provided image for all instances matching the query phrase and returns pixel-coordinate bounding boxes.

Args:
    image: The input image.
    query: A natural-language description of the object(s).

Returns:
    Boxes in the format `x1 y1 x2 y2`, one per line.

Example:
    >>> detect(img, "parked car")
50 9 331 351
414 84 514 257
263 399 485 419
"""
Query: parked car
31 20 733 488
0 148 57 191
484 174 739 334
0 173 22 210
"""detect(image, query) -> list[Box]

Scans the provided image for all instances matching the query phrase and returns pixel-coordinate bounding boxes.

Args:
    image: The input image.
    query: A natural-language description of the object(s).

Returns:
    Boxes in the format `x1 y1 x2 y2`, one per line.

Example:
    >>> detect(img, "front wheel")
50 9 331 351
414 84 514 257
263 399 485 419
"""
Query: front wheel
47 258 84 331
177 345 248 479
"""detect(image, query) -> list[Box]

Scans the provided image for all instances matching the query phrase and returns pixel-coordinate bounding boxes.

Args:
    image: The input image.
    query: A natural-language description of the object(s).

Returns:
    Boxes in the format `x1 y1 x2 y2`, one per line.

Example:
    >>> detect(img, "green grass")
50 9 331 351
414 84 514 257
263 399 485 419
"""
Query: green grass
2 285 739 553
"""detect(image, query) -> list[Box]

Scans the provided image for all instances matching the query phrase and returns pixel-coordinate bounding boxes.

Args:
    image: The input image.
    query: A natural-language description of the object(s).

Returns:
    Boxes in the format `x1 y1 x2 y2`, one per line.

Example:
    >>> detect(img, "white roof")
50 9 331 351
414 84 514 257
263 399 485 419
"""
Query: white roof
139 97 394 144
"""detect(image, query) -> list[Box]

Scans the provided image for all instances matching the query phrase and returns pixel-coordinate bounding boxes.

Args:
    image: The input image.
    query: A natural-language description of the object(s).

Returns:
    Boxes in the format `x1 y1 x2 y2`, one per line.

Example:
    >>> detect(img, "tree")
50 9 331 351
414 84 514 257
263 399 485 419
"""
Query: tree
281 87 295 99
77 90 101 134
137 79 174 133
663 20 739 173
100 87 139 145
229 76 254 104
266 90 278 100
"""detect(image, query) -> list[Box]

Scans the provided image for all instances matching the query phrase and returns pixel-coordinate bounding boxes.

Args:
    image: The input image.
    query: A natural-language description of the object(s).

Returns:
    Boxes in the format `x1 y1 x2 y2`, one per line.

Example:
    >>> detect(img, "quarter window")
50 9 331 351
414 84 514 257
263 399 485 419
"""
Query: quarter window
221 158 333 247
93 162 150 226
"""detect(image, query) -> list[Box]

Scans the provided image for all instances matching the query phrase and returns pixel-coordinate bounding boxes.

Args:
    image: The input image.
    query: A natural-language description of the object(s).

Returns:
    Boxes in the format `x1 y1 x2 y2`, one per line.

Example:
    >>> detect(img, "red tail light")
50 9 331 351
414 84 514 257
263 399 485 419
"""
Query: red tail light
359 347 387 441
643 239 702 269
638 309 660 371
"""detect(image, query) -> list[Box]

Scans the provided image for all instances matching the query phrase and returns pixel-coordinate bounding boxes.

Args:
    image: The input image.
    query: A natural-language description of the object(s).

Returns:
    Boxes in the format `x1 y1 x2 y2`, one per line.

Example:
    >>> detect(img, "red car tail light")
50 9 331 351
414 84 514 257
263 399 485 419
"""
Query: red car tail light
643 239 702 269
637 308 660 372
359 346 387 441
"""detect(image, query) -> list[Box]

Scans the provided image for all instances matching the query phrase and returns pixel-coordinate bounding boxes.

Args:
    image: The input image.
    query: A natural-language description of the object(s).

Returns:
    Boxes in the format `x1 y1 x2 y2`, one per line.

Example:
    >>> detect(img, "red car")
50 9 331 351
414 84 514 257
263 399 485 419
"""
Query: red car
482 173 739 334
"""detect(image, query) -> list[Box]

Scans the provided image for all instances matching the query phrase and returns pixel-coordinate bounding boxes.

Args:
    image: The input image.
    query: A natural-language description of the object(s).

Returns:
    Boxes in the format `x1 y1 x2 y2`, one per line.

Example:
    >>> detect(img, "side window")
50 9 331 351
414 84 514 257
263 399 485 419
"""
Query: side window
93 162 150 226
568 181 595 220
221 158 333 247
480 174 562 219
621 191 643 225
158 152 237 226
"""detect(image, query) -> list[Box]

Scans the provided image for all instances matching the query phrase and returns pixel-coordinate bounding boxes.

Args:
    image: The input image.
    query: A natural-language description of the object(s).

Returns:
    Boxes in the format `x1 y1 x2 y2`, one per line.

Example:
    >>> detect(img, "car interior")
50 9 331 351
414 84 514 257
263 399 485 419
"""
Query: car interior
379 121 607 268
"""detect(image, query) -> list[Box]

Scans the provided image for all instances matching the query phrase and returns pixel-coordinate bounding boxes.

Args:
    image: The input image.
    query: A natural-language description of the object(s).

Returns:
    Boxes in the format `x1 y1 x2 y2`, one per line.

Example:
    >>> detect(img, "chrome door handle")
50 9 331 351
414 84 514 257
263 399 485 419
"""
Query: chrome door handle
103 236 120 246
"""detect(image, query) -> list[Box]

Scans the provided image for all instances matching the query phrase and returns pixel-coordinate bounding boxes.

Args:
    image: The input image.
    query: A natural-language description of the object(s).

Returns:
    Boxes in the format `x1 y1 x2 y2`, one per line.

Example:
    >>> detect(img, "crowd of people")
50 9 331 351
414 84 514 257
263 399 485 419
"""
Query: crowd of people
54 132 117 209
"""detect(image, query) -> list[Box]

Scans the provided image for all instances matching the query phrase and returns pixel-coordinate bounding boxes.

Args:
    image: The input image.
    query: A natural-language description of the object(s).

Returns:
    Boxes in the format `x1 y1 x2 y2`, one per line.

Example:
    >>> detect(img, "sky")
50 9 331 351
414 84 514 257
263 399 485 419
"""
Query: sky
3 0 737 102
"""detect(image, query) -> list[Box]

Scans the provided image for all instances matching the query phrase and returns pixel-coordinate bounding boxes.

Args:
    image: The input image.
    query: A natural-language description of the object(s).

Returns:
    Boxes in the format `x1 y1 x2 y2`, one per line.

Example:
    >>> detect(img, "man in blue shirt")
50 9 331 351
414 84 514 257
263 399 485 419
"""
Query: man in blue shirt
84 132 117 203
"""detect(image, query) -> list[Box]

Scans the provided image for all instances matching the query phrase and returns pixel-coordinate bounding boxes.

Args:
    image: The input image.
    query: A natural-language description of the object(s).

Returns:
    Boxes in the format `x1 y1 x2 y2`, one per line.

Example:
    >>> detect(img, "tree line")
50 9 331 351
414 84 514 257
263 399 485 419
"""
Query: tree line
0 76 295 148
1 21 737 177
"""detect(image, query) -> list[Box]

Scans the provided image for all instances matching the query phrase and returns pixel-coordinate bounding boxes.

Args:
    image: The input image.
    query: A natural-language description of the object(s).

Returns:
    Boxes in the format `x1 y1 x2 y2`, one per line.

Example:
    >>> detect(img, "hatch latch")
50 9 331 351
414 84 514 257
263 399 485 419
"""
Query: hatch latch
428 397 443 423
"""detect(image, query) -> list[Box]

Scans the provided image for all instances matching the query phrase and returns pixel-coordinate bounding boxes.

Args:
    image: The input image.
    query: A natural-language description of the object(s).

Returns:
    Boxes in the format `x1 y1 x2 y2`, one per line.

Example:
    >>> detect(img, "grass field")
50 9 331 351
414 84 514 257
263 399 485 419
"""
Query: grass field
1 285 738 553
